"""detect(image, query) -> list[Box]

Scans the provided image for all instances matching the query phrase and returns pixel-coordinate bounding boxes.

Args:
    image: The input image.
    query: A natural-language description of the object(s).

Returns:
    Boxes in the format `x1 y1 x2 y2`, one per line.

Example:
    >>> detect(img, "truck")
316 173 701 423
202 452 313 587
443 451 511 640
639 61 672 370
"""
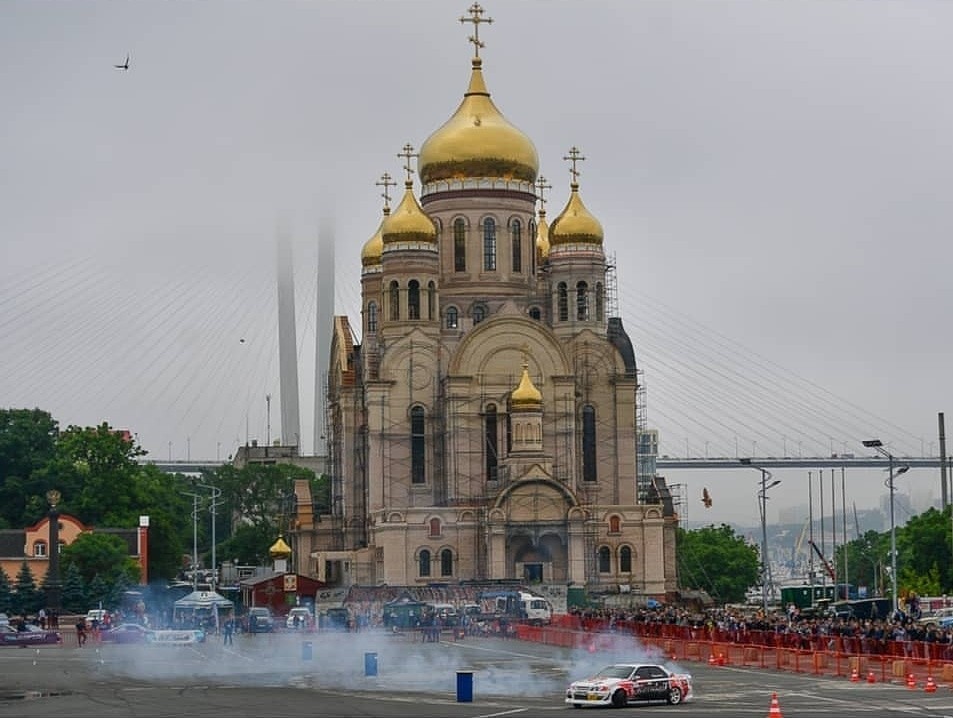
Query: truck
477 589 553 626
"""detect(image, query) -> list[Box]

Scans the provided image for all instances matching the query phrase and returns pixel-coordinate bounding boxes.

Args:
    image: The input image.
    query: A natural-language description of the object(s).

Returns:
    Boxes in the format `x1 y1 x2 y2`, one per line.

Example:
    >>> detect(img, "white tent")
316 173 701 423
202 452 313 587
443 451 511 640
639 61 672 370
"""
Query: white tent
173 590 233 610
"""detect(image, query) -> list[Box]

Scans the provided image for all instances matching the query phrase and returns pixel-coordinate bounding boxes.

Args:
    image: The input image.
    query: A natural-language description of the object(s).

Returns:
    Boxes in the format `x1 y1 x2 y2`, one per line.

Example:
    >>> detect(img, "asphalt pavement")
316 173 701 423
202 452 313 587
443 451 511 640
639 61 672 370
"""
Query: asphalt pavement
2 630 953 716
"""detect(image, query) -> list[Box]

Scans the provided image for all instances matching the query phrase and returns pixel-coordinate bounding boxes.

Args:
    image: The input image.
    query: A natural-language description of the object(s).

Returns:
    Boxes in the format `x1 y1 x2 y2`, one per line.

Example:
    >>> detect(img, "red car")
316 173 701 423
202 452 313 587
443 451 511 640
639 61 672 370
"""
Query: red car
0 624 62 647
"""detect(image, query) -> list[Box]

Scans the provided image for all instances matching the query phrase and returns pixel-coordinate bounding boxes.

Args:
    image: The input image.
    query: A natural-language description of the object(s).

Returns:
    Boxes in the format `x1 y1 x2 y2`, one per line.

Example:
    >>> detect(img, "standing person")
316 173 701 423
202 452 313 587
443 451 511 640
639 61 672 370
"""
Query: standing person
223 616 234 646
38 608 47 629
75 618 87 647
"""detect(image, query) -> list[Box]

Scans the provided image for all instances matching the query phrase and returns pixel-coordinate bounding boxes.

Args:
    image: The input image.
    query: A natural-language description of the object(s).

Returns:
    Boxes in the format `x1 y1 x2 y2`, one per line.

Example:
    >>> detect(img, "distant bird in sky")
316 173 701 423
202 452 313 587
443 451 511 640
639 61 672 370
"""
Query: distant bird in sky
114 54 130 71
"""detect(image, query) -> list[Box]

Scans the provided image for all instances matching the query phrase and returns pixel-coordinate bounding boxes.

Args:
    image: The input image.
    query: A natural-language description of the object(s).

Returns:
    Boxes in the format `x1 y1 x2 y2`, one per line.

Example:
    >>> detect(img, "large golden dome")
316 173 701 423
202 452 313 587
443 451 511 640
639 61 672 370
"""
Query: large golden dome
419 58 539 184
381 182 437 245
361 207 389 267
510 362 542 409
549 183 604 245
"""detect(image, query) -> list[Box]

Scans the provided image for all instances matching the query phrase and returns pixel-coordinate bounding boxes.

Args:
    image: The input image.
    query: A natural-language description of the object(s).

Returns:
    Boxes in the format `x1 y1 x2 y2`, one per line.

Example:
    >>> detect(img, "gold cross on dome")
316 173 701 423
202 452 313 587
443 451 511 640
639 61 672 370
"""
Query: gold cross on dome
563 147 585 184
535 175 552 209
460 3 493 58
397 143 418 184
375 172 396 209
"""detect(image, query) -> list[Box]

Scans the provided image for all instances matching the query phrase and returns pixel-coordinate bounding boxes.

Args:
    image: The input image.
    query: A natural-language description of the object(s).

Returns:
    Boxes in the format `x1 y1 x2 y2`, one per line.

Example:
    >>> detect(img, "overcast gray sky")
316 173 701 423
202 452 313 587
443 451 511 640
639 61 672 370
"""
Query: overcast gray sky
2 1 951 528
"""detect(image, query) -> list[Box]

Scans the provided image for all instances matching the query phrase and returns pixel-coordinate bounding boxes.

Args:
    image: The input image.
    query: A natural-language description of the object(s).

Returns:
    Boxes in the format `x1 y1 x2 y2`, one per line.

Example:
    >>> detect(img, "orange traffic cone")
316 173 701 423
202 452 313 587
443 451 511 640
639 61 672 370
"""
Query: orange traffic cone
717 653 726 666
867 670 877 683
906 673 916 689
850 667 859 682
925 676 937 693
587 641 596 654
708 653 716 665
766 692 783 718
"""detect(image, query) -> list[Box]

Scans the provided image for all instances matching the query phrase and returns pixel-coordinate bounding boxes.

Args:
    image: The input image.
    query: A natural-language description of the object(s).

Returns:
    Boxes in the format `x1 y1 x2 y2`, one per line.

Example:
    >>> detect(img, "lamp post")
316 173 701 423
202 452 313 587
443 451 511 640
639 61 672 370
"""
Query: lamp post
44 489 62 614
862 439 910 616
741 458 781 614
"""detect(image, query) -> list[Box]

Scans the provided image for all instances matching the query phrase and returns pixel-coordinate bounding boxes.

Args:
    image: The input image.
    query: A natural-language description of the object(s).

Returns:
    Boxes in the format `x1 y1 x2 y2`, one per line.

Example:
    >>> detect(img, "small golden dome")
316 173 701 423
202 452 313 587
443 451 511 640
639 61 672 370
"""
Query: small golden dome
361 207 389 267
269 536 292 558
511 362 542 409
535 208 550 261
381 182 437 245
419 58 538 184
549 183 604 245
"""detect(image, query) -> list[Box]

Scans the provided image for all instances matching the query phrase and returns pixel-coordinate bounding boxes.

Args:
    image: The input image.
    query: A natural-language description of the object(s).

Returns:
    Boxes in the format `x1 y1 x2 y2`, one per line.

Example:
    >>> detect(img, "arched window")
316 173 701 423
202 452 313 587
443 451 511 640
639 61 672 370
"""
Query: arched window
485 404 498 481
454 218 466 272
582 405 597 482
440 548 453 577
389 281 400 321
576 281 589 321
446 306 459 329
598 546 611 574
419 549 431 577
427 281 436 320
529 307 541 321
411 406 425 484
367 301 378 332
408 280 420 320
472 305 485 324
609 515 621 534
483 217 497 271
595 282 604 322
510 218 522 273
33 541 47 557
620 546 632 573
557 282 568 322
528 218 536 274
429 518 441 537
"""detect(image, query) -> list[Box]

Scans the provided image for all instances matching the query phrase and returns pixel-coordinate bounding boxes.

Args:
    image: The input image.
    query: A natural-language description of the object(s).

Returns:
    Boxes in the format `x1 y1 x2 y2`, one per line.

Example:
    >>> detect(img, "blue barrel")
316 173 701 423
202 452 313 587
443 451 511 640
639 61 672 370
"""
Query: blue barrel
301 641 312 661
364 651 378 676
456 671 473 703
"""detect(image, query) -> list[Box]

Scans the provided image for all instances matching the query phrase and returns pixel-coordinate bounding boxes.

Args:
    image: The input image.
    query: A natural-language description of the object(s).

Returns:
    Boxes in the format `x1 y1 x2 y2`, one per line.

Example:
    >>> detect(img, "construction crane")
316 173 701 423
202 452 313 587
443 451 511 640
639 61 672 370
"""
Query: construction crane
808 539 836 581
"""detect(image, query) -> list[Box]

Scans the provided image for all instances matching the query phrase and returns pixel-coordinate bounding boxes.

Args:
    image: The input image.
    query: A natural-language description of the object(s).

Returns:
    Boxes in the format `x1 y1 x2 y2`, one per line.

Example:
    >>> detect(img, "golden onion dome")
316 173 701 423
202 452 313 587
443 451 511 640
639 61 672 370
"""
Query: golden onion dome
269 536 292 558
535 208 550 261
549 183 604 245
381 182 437 245
361 207 389 267
419 57 539 184
510 362 542 409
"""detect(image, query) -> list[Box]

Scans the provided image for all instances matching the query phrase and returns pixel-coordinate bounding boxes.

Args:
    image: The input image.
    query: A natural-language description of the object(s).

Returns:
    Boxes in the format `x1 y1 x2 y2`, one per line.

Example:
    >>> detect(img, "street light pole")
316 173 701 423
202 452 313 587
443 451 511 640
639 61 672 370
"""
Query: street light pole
742 458 781 614
863 439 910 617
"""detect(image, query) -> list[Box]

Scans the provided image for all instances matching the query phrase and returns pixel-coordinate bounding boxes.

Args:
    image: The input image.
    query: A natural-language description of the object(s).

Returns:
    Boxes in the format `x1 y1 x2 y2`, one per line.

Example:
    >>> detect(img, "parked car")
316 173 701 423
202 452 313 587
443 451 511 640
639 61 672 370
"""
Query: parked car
0 624 62 647
100 623 155 644
285 607 314 630
566 663 693 708
85 609 112 628
247 607 274 633
0 613 9 627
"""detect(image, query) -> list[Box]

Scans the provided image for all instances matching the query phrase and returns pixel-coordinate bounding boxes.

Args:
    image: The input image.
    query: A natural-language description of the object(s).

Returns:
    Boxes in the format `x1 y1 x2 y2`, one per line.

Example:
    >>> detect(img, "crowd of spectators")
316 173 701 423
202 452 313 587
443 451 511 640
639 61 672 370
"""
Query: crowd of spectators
562 599 953 661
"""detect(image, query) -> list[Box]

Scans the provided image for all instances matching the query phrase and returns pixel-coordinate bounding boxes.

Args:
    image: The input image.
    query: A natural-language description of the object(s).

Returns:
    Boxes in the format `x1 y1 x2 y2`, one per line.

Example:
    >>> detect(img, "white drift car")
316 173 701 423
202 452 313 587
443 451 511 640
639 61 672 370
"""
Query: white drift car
566 663 693 708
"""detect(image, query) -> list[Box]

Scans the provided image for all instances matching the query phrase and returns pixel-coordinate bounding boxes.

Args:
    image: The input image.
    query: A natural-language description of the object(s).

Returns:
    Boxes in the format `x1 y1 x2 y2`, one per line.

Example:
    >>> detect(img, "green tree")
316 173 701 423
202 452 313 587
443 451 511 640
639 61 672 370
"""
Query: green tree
87 574 109 609
60 532 140 593
897 507 952 593
0 565 12 613
0 408 59 529
60 562 87 613
12 560 43 616
677 524 759 604
215 523 276 567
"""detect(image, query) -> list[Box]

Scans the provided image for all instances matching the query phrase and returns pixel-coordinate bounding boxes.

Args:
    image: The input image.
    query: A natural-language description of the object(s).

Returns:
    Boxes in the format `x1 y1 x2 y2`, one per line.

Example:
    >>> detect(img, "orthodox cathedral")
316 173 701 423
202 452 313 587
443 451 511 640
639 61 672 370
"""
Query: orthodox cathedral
297 4 678 599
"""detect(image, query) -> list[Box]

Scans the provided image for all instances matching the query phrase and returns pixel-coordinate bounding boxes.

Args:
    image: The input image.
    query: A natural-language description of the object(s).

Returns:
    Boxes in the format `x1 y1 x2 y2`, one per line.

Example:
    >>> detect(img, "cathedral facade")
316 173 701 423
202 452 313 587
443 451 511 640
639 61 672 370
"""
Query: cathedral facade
301 5 677 599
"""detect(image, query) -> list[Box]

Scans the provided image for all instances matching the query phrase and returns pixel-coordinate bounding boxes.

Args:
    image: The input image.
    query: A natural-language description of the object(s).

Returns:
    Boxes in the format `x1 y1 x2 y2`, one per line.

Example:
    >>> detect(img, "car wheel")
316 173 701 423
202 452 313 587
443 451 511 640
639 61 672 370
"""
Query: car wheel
667 686 683 705
611 689 628 708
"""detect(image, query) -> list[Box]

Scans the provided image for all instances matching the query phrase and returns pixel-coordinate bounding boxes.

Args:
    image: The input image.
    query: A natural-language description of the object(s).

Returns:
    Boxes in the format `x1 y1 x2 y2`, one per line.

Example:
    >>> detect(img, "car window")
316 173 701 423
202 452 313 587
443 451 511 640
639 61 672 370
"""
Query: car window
635 666 666 680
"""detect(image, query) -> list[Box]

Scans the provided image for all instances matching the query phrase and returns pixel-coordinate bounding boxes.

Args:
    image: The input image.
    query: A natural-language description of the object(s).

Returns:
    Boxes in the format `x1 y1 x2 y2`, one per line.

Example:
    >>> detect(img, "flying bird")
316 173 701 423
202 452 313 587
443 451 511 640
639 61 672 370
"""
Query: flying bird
114 54 130 71
702 487 713 508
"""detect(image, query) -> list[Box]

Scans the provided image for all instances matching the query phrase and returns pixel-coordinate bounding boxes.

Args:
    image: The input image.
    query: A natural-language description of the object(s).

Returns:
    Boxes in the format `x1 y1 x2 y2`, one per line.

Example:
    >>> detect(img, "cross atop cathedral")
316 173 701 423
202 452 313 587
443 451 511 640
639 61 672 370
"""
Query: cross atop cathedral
563 146 585 185
520 342 531 368
397 143 418 184
460 2 492 58
376 172 396 210
535 175 552 210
